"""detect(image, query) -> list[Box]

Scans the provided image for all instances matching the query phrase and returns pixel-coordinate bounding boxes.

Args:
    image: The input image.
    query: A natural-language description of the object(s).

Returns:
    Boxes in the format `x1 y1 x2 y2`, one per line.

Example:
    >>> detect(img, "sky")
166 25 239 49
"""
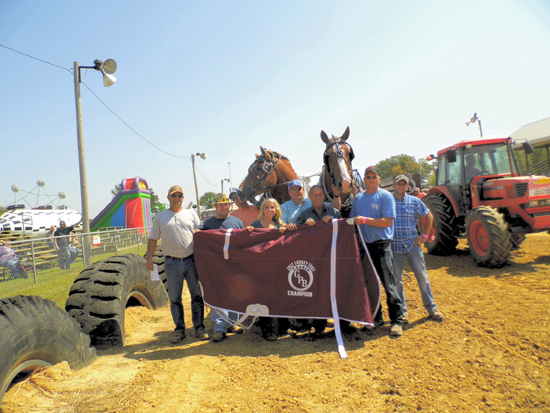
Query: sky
1 0 550 217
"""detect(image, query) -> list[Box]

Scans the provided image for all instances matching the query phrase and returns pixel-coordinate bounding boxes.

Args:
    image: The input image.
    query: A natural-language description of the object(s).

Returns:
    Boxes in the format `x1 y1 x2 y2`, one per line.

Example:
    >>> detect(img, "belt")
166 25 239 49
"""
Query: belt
166 255 193 260
367 239 390 245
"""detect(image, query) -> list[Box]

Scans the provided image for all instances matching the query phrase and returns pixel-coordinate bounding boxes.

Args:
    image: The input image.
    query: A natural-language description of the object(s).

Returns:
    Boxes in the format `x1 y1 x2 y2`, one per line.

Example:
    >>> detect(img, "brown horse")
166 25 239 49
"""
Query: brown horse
319 126 362 206
236 147 299 205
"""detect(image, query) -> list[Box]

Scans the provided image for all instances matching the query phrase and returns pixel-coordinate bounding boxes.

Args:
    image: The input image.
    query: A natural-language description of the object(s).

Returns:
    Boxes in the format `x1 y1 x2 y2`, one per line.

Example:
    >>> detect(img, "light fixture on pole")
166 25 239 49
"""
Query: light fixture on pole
228 162 232 191
191 153 207 217
465 113 483 137
221 179 230 193
73 58 117 267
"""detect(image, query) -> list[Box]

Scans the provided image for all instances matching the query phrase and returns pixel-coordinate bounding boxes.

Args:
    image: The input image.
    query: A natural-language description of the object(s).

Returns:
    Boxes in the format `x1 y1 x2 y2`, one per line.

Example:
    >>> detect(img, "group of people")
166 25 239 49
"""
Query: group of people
146 171 443 345
46 220 82 270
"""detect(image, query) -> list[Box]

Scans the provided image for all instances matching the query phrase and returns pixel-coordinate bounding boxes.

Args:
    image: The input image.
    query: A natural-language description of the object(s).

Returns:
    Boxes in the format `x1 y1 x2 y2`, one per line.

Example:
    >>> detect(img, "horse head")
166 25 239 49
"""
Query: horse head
236 147 283 203
320 126 354 195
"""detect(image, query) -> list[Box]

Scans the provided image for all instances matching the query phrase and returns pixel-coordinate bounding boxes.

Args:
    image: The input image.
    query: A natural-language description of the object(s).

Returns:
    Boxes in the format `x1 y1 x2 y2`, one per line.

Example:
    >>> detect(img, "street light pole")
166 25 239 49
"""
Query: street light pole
191 154 201 218
73 62 92 267
228 162 232 191
73 59 117 267
191 152 207 217
221 178 230 193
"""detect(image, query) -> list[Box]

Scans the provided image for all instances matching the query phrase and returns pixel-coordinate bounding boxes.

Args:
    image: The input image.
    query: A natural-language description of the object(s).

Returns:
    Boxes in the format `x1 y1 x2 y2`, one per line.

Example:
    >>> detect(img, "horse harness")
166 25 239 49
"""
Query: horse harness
323 138 356 189
246 152 285 193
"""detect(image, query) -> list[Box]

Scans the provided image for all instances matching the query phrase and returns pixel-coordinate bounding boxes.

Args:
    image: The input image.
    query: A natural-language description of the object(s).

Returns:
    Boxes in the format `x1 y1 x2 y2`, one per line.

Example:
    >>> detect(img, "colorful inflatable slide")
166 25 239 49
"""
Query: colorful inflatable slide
90 177 152 233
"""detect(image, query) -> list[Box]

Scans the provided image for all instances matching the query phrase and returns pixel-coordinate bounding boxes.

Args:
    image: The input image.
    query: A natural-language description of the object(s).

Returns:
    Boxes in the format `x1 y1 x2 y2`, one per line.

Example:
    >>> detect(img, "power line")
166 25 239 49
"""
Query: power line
195 163 218 186
0 43 190 160
0 43 72 73
81 82 190 159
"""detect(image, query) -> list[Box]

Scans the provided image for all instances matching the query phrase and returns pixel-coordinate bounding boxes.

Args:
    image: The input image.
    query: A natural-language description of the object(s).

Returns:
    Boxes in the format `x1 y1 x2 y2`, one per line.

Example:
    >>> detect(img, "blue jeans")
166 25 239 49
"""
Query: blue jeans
393 244 437 316
365 240 404 325
211 309 239 333
165 256 205 332
1 260 23 279
57 246 71 269
70 248 80 263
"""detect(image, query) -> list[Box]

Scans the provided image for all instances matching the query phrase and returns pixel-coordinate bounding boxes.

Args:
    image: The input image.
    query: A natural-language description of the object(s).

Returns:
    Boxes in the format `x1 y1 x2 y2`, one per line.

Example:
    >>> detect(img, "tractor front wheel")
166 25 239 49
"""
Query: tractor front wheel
466 207 512 268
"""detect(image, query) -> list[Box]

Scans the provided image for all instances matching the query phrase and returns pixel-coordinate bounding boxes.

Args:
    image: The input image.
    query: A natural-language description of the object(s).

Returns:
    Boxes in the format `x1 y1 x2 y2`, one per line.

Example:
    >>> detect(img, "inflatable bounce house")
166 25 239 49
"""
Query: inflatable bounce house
90 177 152 233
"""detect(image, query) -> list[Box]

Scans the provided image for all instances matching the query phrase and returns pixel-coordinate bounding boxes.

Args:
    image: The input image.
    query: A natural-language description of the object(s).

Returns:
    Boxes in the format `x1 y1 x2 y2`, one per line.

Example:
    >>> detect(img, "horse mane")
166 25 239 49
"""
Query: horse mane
263 149 289 162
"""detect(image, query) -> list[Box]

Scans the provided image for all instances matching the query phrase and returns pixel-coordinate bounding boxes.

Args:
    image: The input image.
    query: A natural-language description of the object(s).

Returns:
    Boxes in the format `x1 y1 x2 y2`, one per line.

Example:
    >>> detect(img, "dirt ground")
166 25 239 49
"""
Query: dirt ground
2 234 550 412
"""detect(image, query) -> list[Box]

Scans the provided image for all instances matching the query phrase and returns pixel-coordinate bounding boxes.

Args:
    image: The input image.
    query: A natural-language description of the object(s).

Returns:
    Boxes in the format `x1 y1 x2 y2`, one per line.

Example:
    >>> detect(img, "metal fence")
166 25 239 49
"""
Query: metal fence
0 226 150 287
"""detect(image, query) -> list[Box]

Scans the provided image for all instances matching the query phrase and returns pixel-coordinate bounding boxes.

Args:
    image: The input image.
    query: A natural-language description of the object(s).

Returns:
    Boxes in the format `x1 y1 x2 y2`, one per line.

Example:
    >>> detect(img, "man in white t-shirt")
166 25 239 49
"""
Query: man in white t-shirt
146 185 209 343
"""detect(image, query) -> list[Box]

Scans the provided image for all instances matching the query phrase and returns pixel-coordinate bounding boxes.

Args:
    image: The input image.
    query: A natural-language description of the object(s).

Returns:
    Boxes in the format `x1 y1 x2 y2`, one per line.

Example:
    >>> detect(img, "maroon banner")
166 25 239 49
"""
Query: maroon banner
193 220 380 324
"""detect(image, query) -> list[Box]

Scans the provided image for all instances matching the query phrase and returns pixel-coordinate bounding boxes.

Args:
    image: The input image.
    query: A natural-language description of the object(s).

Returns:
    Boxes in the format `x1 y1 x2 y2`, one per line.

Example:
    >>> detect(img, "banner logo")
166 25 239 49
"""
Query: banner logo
287 260 315 297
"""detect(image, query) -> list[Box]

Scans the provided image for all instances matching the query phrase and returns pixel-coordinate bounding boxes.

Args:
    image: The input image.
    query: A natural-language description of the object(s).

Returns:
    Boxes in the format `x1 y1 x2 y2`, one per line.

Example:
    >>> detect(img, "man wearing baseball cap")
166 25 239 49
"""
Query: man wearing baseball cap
391 175 443 324
198 193 245 342
146 185 209 343
350 166 405 337
281 179 340 225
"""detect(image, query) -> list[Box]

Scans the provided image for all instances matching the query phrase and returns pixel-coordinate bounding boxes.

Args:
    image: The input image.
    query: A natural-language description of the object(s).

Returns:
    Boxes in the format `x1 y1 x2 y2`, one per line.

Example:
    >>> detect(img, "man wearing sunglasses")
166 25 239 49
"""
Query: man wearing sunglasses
146 185 209 343
350 166 404 337
197 192 245 342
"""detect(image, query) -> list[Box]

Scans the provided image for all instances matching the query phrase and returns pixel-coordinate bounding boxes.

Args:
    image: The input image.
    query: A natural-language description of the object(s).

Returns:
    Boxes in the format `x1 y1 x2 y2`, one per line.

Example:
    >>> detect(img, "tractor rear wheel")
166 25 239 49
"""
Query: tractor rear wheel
510 233 526 249
422 194 458 255
466 206 512 268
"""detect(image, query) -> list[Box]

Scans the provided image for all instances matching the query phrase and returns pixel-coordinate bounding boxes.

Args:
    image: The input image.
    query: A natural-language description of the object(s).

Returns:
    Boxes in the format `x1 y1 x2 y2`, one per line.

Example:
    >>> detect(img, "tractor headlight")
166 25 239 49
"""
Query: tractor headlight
527 200 550 208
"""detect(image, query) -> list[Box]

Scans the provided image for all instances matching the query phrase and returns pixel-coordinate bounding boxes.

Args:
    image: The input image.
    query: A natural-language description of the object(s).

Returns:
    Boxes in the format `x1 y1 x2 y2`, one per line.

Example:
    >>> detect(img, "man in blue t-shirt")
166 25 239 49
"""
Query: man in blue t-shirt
198 192 245 342
350 166 404 337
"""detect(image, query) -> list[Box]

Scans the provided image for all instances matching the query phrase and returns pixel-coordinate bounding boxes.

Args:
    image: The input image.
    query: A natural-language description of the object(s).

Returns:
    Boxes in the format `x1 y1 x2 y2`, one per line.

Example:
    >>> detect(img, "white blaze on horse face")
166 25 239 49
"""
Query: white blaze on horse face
337 156 352 193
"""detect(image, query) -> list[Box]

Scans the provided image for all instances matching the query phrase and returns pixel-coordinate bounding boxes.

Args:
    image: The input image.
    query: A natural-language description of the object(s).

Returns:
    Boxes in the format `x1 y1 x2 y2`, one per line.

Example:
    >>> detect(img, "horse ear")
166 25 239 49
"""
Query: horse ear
260 146 266 156
255 153 260 158
341 126 350 141
320 131 329 144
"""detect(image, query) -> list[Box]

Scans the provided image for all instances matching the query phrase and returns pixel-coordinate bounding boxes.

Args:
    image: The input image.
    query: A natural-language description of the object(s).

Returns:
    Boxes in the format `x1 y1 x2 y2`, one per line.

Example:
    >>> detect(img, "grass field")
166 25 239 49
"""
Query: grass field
0 245 146 308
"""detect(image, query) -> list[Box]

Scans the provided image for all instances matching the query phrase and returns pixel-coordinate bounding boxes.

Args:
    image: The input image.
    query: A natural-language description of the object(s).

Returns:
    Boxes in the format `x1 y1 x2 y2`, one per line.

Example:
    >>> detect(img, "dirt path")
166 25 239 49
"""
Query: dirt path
2 234 549 412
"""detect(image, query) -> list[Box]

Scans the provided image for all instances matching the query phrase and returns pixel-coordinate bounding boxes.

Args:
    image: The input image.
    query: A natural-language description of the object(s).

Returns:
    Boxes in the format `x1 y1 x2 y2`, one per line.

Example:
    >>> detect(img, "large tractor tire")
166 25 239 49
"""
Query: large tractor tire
65 254 168 348
0 295 97 402
144 246 168 295
422 194 458 255
466 206 512 268
510 233 526 249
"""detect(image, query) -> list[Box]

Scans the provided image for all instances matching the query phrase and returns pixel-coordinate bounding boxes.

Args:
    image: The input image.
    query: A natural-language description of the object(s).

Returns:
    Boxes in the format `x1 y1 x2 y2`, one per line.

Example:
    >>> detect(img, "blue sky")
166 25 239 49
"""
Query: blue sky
1 0 549 216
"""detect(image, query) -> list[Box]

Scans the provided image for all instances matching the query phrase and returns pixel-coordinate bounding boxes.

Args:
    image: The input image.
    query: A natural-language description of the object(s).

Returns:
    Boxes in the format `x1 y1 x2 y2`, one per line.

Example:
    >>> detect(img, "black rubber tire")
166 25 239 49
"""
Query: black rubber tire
0 295 97 402
65 254 168 348
423 194 459 255
510 233 526 249
144 246 168 294
466 206 512 268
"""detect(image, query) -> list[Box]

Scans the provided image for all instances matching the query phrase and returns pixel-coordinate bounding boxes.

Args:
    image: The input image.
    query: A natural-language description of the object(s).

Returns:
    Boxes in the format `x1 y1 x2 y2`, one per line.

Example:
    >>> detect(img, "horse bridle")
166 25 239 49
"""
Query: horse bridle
323 139 356 188
246 155 282 193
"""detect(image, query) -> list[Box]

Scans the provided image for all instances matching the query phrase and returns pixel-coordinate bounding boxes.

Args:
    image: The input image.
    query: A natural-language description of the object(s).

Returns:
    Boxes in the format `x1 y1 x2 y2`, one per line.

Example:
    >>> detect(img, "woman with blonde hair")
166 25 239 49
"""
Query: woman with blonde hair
247 198 295 232
246 198 296 340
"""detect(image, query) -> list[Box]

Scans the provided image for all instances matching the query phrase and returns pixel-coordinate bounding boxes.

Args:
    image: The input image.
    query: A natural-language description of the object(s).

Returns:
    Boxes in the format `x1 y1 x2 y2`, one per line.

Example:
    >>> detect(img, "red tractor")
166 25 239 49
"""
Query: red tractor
423 136 550 268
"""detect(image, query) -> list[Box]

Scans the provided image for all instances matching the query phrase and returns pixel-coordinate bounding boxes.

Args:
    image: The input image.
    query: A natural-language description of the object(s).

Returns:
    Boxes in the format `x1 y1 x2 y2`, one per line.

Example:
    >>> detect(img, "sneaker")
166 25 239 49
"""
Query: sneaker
195 329 210 341
402 316 410 325
227 325 244 335
170 330 186 343
212 331 227 342
390 324 403 337
429 309 444 320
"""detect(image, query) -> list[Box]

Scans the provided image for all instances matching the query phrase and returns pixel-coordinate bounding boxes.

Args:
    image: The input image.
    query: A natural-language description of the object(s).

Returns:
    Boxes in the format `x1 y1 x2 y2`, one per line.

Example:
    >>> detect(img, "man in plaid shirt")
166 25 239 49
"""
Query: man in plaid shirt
392 175 443 323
